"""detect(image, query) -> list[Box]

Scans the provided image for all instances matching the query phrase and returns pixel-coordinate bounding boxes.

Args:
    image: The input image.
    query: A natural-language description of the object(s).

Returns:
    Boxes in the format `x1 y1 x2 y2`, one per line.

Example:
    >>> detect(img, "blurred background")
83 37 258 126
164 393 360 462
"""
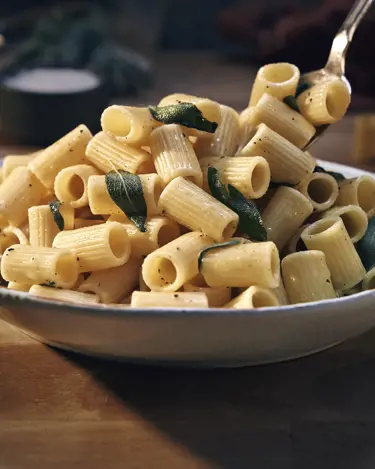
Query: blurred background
0 0 374 158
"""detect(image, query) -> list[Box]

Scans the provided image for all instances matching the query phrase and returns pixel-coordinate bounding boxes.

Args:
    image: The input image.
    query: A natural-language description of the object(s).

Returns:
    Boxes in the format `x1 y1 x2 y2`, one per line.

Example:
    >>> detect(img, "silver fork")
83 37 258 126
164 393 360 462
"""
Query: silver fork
301 0 374 149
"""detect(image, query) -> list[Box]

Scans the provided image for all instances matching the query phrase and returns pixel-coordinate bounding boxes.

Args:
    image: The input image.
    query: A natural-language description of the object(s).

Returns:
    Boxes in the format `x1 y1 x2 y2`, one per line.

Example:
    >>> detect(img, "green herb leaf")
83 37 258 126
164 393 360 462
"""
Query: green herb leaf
268 181 294 189
207 167 267 241
283 95 299 112
207 166 230 205
149 103 218 133
295 81 312 97
314 165 346 182
49 200 64 231
105 169 147 232
227 184 268 241
356 216 375 271
198 239 241 271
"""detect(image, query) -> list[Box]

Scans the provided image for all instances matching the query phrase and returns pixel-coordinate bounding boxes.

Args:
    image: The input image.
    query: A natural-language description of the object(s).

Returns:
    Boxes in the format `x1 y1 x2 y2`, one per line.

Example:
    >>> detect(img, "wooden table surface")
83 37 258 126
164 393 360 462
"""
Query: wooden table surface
2 53 375 469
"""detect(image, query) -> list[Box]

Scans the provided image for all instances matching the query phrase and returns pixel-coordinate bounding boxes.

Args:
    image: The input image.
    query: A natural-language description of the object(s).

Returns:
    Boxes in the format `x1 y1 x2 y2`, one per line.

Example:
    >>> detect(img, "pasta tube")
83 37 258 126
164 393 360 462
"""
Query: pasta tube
0 226 28 254
29 285 100 305
301 217 365 290
85 131 152 174
53 222 131 273
121 217 181 257
131 291 209 308
158 176 238 242
225 286 279 309
336 176 375 218
142 232 214 292
201 241 280 288
1 245 79 288
3 155 35 179
282 251 336 304
101 105 158 145
239 124 315 184
78 257 142 304
28 205 59 247
321 205 368 243
54 164 99 209
199 156 270 199
248 94 315 148
29 124 92 189
0 167 47 228
296 172 339 212
194 105 241 157
249 62 300 106
262 187 313 251
150 124 203 187
296 79 350 125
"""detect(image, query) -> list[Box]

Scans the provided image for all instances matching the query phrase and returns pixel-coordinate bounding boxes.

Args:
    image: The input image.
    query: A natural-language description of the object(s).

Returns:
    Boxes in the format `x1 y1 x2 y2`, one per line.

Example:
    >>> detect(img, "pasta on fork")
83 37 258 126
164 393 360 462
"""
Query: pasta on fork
1 61 370 309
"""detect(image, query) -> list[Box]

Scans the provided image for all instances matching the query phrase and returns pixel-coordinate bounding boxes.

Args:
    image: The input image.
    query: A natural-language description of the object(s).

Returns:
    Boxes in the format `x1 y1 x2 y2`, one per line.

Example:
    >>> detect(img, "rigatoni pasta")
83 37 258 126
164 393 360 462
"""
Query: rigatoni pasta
78 257 142 304
131 290 209 308
53 222 131 272
296 79 350 125
321 205 368 243
261 187 313 251
29 285 100 305
29 124 92 189
239 124 315 184
0 167 47 228
3 154 36 179
194 105 241 157
199 156 270 199
150 124 203 187
336 176 375 218
158 176 238 242
1 245 79 288
101 105 158 145
85 131 151 174
301 217 366 291
0 59 364 311
225 286 280 309
282 251 336 304
296 172 339 212
249 62 300 107
246 93 316 148
142 232 214 292
54 164 99 209
200 240 280 288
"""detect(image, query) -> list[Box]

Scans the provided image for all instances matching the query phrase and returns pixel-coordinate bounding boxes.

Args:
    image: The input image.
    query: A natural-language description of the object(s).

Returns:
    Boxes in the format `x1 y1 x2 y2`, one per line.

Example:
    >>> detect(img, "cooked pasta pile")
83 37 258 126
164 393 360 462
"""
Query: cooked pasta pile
1 61 374 309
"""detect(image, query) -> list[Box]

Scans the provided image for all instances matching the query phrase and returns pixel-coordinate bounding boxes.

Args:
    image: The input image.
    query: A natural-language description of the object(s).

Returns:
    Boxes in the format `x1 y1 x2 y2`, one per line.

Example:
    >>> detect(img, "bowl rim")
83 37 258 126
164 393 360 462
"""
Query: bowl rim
0 159 373 319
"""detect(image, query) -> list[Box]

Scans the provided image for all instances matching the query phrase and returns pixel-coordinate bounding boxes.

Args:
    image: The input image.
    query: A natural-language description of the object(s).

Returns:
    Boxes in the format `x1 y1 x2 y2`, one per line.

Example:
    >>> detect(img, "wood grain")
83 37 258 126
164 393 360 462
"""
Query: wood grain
2 53 375 469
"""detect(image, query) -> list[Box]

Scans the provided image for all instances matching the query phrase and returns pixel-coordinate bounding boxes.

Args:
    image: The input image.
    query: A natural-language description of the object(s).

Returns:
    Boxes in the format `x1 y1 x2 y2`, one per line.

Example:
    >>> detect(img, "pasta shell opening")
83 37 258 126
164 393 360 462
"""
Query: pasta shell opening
108 224 130 259
326 80 351 122
357 176 375 215
261 63 298 85
101 106 131 138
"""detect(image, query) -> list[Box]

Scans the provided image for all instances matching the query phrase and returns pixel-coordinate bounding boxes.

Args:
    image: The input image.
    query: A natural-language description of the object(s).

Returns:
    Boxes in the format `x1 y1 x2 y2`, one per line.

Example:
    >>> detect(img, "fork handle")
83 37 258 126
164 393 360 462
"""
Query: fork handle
326 0 374 76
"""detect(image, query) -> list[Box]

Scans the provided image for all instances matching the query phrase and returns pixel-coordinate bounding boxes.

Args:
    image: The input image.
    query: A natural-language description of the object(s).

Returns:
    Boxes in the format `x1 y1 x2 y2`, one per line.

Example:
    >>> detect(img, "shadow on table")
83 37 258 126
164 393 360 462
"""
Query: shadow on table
60 328 375 469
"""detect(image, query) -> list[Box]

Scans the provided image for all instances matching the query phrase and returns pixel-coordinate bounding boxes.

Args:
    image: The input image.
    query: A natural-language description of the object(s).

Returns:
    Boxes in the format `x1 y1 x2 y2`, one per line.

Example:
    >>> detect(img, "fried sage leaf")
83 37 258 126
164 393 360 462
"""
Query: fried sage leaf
105 169 147 232
149 103 218 133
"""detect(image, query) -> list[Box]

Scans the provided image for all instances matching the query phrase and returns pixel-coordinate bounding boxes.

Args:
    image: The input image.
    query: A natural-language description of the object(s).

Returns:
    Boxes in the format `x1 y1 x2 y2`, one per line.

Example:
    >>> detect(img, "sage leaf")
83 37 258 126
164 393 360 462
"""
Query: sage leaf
295 81 312 97
105 169 147 232
149 103 218 133
356 216 375 271
283 95 299 112
49 200 64 231
314 165 346 182
198 239 241 271
207 166 230 205
227 184 268 242
207 167 267 241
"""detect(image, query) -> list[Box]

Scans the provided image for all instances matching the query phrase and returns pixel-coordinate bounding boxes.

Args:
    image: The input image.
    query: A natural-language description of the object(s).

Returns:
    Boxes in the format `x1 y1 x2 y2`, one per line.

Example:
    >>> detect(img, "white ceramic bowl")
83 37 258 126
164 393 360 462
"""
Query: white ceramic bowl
1 160 374 367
